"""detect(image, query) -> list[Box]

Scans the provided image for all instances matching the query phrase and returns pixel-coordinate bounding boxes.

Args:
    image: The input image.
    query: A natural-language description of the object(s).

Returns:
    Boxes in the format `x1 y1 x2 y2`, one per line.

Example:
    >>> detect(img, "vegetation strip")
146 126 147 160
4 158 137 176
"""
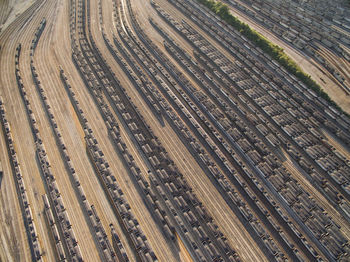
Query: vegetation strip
196 0 348 116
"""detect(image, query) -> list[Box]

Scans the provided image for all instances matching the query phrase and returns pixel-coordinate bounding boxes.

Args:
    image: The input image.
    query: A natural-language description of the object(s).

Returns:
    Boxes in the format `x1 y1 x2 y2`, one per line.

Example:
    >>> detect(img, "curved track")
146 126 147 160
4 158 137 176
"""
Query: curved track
1 0 350 261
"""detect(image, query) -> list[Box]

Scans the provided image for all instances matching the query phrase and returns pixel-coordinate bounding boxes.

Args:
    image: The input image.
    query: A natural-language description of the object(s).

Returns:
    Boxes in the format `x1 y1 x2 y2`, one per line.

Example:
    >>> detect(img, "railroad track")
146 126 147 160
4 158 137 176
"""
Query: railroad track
149 1 350 260
223 0 350 94
157 0 350 202
1 0 350 261
118 6 293 261
75 0 245 260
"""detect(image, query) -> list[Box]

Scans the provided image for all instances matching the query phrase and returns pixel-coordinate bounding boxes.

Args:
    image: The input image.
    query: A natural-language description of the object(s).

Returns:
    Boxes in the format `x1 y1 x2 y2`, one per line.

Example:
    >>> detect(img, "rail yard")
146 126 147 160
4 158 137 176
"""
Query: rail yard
1 0 350 261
